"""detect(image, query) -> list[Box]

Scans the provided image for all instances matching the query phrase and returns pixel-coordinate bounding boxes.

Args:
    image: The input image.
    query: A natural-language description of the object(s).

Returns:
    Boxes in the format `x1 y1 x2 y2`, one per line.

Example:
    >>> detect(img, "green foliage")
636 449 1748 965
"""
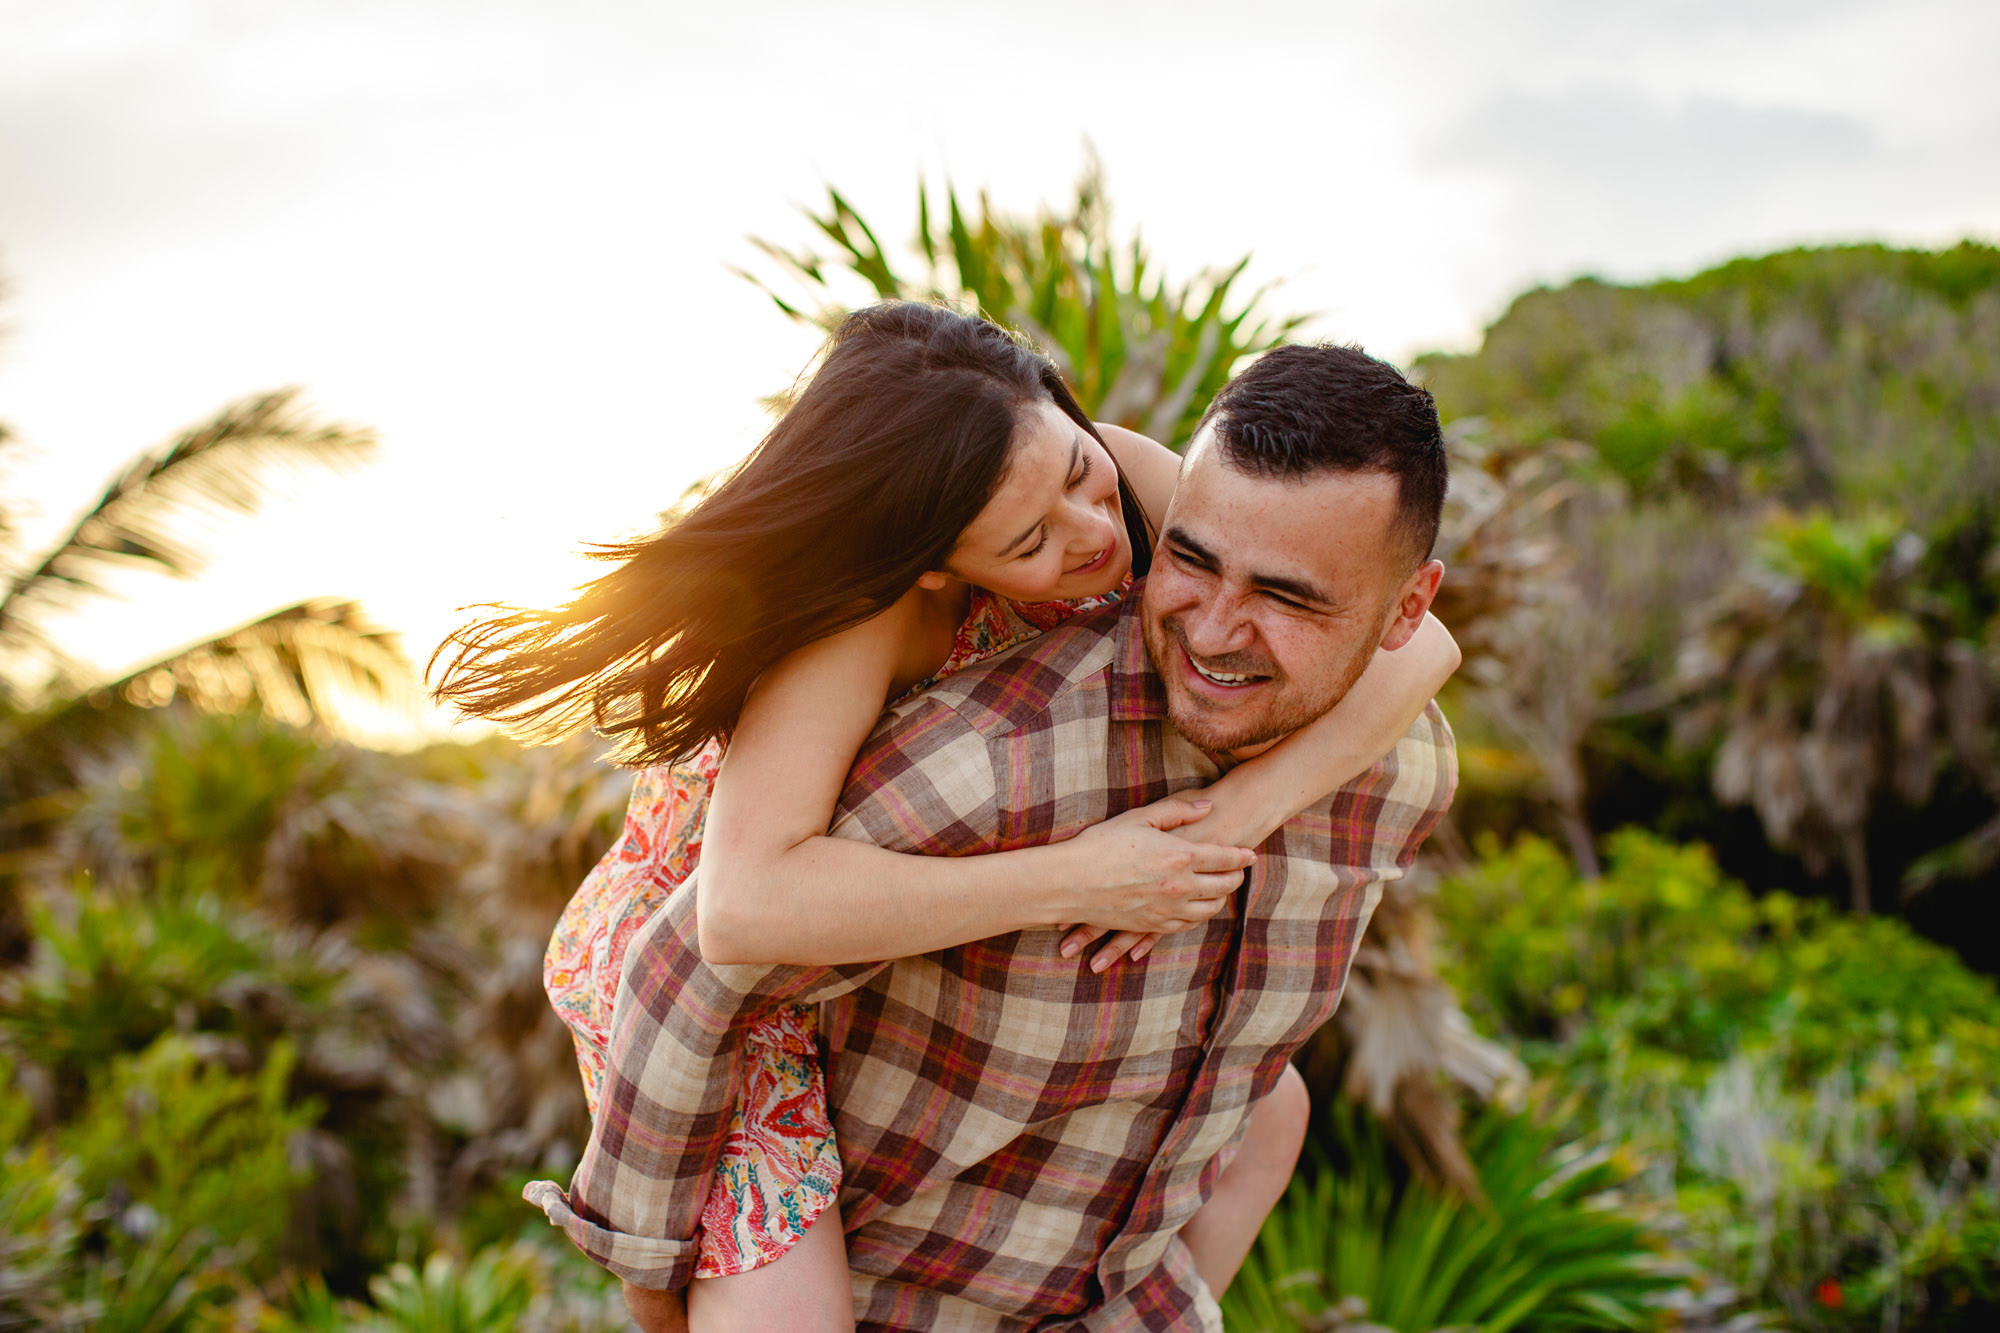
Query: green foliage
62 1035 316 1280
77 708 325 889
1416 238 2000 920
256 1243 625 1333
58 707 466 935
743 167 1305 447
0 881 332 1104
1436 831 2000 1328
0 1035 318 1331
1224 1105 1680 1332
1 1056 80 1330
1756 510 1911 625
1421 241 2000 520
354 1250 538 1332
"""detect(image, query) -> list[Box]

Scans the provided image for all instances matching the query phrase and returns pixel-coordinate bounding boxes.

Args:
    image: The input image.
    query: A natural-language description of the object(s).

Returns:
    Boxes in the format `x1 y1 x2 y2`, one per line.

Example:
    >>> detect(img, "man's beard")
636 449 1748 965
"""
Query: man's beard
1146 615 1379 756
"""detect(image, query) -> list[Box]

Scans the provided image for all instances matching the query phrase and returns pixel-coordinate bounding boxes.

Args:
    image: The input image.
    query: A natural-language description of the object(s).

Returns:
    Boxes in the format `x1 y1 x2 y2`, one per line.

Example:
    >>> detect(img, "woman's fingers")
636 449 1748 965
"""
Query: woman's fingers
1188 841 1257 871
1195 868 1251 894
1136 793 1213 831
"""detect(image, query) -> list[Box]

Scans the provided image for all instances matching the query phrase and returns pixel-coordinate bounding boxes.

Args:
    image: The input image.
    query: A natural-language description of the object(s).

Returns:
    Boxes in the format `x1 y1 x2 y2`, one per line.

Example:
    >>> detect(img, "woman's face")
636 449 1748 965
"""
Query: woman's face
943 397 1132 603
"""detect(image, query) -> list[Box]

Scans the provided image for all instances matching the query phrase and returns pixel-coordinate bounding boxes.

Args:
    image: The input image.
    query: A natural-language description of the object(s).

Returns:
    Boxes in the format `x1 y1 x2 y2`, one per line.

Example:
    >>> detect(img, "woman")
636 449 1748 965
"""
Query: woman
435 302 1458 1330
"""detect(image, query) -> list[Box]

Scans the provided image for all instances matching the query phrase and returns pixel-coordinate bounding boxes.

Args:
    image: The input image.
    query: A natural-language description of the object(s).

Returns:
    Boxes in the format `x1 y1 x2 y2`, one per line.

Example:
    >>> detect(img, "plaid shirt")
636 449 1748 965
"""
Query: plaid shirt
530 593 1456 1331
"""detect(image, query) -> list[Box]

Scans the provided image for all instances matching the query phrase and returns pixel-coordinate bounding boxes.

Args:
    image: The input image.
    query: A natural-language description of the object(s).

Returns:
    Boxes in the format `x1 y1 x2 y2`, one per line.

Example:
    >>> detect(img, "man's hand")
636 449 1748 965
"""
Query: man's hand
622 1279 689 1333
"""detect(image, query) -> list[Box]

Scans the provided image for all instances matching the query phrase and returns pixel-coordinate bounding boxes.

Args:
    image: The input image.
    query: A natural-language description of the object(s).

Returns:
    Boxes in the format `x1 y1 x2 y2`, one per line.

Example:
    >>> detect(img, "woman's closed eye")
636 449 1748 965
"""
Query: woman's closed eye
1067 454 1094 490
1018 529 1049 559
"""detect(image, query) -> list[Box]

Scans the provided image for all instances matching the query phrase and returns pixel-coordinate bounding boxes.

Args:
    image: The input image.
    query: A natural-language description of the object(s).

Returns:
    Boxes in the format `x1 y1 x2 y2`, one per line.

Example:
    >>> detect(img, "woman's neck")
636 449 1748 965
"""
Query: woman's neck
888 577 974 698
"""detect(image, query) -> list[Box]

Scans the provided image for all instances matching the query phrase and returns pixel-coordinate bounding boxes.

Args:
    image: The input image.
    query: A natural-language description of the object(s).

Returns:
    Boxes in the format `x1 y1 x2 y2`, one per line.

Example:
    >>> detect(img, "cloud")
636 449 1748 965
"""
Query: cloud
1423 89 1901 290
1438 90 1876 187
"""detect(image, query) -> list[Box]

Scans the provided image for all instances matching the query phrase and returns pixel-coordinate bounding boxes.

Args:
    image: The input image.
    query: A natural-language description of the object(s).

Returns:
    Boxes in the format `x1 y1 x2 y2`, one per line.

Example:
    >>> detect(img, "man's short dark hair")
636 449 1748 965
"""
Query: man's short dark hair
1196 342 1447 564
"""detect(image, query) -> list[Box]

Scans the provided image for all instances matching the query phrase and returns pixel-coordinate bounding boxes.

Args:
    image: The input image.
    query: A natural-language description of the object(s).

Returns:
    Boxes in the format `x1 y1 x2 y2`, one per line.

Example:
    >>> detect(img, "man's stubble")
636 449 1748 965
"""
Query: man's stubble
1143 608 1384 758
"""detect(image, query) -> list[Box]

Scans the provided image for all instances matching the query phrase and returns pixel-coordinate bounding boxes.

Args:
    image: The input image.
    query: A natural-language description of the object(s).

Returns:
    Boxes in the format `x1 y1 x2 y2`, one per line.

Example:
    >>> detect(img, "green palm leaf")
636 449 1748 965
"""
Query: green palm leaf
101 597 425 744
1224 1106 1683 1332
739 163 1301 450
0 389 374 653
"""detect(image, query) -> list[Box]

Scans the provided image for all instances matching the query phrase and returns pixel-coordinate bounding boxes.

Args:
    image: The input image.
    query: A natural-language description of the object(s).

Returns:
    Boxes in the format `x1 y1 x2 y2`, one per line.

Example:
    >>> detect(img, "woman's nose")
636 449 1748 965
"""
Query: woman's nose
1068 499 1117 552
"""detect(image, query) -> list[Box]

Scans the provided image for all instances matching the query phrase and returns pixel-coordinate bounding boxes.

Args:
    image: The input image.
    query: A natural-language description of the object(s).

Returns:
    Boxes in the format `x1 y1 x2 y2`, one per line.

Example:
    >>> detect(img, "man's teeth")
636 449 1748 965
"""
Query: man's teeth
1191 660 1255 686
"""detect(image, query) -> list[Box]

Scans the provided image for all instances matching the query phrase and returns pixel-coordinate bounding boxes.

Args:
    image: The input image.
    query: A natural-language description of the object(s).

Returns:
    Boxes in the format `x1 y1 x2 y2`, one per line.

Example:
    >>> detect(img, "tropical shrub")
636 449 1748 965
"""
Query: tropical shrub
0 1035 317 1332
1436 831 2000 1329
256 1241 626 1333
1416 243 2000 928
742 166 1304 450
1223 1104 1683 1332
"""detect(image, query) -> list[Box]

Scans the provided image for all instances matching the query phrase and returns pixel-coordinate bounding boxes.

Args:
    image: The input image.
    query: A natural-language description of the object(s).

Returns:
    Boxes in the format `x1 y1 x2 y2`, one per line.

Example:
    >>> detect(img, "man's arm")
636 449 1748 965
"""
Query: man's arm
528 700 1001 1291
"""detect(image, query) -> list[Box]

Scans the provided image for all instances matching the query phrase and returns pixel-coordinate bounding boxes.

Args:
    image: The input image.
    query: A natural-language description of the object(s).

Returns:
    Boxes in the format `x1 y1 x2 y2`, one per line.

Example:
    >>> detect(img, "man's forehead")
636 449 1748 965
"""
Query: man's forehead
1164 447 1404 609
1175 441 1401 547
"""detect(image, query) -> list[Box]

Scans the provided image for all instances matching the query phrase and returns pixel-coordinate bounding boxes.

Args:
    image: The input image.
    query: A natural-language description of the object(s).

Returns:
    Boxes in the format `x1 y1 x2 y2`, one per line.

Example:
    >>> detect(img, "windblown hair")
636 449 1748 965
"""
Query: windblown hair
1198 342 1447 563
432 302 1141 766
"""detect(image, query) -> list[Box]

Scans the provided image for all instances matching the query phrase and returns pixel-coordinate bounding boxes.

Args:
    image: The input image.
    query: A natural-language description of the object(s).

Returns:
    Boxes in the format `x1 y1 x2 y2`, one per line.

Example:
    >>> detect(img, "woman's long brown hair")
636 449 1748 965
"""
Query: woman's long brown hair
431 302 1147 766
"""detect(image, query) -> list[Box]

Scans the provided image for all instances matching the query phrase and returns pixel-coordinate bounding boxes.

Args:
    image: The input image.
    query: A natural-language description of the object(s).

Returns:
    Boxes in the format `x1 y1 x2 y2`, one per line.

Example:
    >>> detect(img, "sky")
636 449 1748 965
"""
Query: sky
3 0 1997 720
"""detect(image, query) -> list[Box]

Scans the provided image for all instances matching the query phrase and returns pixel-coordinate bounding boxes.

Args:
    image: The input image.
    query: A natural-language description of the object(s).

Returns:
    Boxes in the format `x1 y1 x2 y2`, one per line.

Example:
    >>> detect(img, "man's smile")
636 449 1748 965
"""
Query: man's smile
1170 632 1275 699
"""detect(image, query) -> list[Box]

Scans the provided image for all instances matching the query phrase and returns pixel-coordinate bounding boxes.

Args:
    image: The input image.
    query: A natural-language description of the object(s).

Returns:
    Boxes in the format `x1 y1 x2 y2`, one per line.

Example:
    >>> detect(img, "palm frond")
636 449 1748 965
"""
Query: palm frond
0 419 21 556
0 390 375 647
102 598 426 747
740 165 1302 449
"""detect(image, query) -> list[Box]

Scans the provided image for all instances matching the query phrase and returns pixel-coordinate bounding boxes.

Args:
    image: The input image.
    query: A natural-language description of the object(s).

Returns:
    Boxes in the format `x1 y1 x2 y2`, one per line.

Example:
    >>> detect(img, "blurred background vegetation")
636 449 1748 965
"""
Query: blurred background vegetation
3 169 1996 1331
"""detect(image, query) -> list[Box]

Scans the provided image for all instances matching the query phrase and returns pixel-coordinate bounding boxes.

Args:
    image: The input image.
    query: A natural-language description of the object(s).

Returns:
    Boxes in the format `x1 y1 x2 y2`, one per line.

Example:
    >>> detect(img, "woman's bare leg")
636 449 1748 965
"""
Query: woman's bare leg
1178 1061 1311 1297
620 1281 688 1333
684 1198 856 1333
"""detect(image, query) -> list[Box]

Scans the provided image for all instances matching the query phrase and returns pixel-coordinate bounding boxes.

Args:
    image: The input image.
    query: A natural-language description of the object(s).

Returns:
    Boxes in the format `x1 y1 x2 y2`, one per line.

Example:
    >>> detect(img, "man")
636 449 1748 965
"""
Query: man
536 343 1457 1330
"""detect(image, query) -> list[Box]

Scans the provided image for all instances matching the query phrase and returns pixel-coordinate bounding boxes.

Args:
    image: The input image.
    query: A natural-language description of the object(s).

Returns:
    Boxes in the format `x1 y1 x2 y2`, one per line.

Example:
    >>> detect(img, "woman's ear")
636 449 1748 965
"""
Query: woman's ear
915 570 951 592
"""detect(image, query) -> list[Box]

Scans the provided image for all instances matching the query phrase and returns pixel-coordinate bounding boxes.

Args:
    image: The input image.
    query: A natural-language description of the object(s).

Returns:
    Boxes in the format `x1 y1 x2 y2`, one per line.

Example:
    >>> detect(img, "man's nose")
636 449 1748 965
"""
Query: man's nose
1180 591 1255 656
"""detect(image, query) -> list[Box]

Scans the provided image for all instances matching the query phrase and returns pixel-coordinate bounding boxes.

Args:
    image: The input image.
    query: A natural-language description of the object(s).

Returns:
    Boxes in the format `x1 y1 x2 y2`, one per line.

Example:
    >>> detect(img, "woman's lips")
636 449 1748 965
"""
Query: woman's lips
1067 545 1113 577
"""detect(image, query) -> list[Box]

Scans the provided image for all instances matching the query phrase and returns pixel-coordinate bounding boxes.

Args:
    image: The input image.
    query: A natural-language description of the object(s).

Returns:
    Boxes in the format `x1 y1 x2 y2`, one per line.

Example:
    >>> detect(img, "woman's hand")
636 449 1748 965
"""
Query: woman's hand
1053 794 1254 973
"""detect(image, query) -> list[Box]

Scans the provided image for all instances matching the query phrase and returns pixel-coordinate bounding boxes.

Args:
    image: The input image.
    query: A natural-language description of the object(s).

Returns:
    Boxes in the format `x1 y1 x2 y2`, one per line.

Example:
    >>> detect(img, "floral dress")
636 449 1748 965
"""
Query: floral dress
543 580 1127 1278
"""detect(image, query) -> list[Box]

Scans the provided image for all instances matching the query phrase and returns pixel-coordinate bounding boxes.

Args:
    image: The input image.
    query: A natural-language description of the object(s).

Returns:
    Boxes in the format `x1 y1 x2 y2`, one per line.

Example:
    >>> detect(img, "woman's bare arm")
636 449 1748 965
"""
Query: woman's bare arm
1062 612 1461 965
696 588 1254 966
1097 422 1182 528
1191 612 1459 840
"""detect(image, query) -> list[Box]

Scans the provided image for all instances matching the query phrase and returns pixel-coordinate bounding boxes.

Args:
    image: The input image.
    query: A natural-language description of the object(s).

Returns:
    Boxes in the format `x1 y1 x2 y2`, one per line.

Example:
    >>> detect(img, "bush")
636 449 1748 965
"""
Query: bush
1223 1105 1683 1332
0 879 335 1109
1437 831 2000 1329
257 1242 626 1333
0 1035 318 1331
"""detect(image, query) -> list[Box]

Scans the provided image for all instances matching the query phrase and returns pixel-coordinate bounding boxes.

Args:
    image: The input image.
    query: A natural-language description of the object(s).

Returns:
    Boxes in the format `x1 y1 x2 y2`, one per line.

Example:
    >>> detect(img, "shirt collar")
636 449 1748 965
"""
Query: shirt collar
1108 578 1168 723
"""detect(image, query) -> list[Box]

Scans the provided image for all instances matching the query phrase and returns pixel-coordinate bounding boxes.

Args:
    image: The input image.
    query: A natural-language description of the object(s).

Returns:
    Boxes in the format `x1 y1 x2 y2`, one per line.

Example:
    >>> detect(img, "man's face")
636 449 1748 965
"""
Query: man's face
1141 429 1440 757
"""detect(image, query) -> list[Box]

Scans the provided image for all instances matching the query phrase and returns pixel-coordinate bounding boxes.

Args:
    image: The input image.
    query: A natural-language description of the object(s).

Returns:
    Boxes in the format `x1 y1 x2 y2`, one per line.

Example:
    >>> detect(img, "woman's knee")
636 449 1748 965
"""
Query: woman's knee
1263 1061 1311 1156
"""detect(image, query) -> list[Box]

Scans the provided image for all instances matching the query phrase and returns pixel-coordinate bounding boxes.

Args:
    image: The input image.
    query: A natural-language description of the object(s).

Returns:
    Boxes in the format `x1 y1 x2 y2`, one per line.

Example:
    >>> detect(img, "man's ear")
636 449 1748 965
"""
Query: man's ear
1378 560 1444 651
914 570 951 592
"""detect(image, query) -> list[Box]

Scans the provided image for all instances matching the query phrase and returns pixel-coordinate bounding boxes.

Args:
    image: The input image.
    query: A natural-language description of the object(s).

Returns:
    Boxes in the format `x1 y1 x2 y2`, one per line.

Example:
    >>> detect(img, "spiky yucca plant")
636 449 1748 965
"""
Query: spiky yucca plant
742 164 1304 450
1223 1106 1686 1333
